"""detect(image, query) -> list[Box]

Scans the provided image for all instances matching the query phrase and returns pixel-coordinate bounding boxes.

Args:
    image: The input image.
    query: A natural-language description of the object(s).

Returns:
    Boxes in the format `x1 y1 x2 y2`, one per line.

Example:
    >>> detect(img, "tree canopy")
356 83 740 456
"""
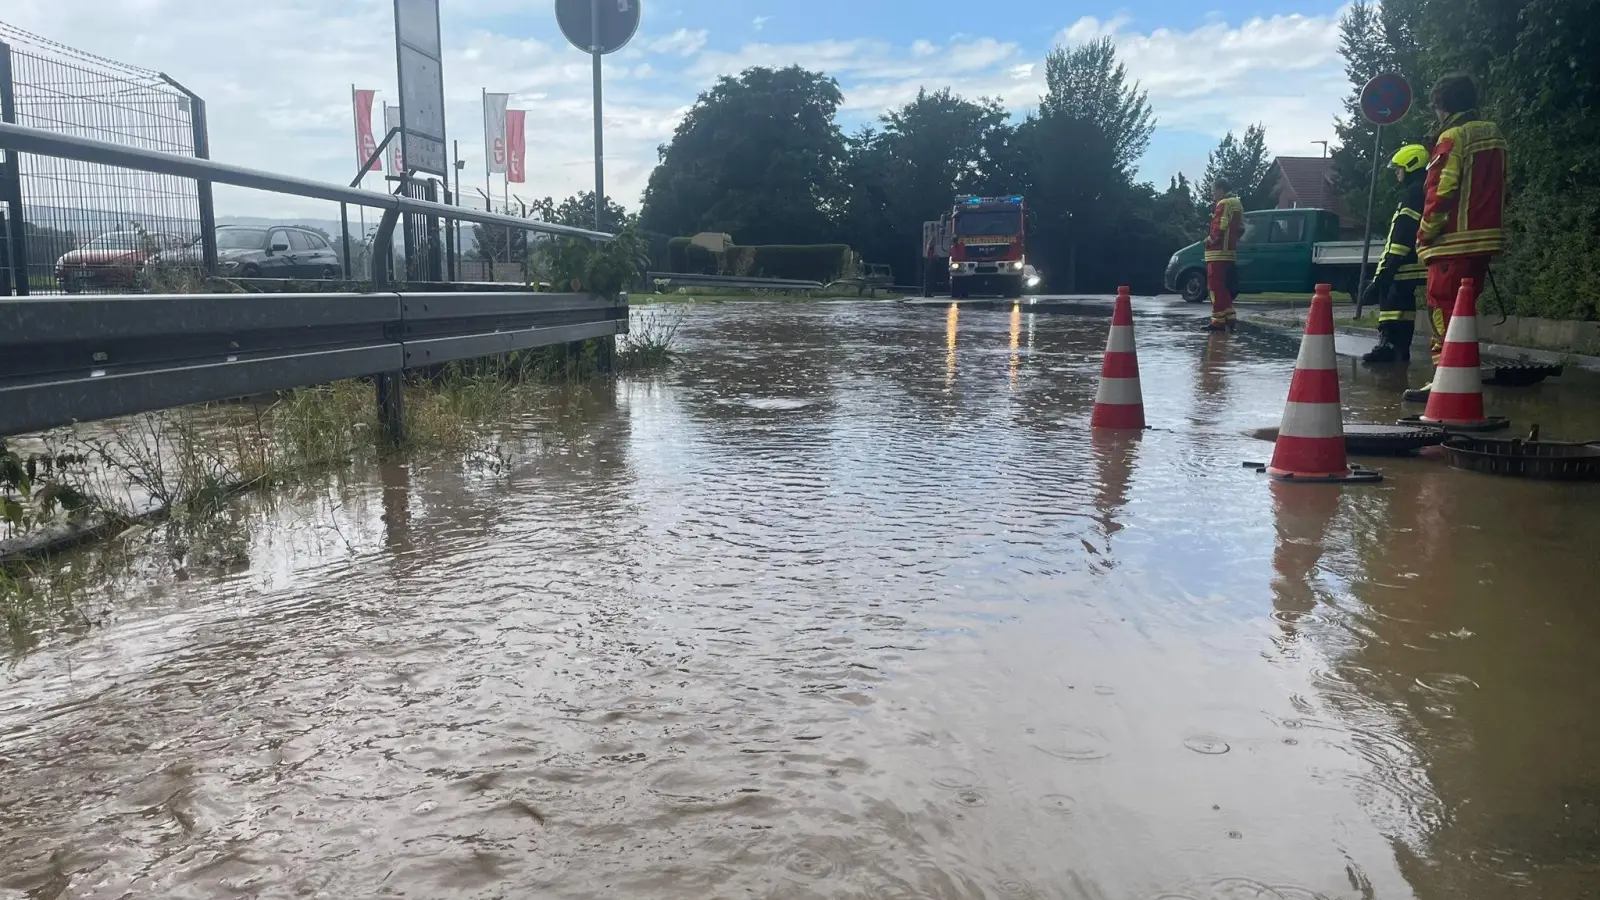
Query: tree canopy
639 65 845 246
1332 0 1600 319
1200 125 1278 213
638 43 1211 294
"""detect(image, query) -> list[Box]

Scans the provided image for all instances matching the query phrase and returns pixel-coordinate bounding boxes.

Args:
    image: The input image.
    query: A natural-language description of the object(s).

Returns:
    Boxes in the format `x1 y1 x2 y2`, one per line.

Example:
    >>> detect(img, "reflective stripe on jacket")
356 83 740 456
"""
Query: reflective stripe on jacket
1375 176 1427 283
1204 195 1244 262
1418 111 1509 262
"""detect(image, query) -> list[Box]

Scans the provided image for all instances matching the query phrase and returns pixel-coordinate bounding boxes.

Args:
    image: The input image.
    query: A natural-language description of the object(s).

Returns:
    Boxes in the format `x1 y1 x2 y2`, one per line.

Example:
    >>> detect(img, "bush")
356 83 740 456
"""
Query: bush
664 238 855 282
1494 186 1600 321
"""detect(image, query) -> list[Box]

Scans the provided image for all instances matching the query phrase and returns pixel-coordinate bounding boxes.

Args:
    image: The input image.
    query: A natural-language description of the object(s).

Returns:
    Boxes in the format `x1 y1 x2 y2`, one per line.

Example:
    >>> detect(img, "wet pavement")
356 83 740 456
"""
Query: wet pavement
4 295 1600 899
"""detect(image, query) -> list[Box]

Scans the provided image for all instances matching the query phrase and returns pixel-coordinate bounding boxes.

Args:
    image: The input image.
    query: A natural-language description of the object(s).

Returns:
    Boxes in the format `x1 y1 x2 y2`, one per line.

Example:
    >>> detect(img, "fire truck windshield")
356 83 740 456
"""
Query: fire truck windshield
954 211 1021 236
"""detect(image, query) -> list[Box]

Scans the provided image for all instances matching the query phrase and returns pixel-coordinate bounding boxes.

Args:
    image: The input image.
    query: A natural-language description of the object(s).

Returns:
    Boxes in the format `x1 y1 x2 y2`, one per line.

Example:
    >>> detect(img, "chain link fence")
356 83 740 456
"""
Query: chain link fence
0 21 213 296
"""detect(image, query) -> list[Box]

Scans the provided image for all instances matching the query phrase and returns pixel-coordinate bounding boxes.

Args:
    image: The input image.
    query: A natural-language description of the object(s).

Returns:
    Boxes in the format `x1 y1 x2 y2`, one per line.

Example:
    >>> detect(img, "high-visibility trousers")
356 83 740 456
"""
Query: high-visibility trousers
1425 254 1491 363
1377 280 1421 322
1207 260 1238 323
1375 280 1421 356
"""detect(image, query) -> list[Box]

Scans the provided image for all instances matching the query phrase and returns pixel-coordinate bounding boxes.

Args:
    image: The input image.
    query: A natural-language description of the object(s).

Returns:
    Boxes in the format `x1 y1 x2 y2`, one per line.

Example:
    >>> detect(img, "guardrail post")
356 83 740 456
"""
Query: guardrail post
377 371 405 446
369 205 406 443
0 42 29 297
339 202 353 279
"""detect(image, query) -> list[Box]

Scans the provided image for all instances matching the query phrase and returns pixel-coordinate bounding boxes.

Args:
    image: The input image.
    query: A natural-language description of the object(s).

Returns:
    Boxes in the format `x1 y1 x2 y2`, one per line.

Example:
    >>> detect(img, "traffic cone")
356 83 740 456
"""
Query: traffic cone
1090 286 1145 430
1419 279 1502 429
1266 284 1380 483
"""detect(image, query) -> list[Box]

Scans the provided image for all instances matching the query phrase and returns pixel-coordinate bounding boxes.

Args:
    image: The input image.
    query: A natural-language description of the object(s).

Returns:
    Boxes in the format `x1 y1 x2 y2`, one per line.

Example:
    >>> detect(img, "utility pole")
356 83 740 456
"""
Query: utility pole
1312 141 1330 211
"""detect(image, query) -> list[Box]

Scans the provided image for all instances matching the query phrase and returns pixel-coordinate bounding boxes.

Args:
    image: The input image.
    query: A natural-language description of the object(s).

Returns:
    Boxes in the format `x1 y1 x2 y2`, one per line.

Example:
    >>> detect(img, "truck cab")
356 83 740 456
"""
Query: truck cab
1164 209 1348 302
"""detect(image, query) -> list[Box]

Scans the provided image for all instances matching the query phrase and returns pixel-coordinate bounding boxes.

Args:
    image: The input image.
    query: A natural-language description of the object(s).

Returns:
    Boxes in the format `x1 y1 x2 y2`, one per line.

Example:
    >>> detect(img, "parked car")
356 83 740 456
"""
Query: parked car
1163 208 1381 302
55 230 188 292
153 224 343 280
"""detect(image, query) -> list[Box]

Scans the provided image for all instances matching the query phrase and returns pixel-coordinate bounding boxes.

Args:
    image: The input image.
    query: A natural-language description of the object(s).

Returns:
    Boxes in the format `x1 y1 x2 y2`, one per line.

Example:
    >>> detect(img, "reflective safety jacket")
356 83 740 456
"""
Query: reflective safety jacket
1204 194 1244 262
1374 173 1427 285
1418 110 1509 262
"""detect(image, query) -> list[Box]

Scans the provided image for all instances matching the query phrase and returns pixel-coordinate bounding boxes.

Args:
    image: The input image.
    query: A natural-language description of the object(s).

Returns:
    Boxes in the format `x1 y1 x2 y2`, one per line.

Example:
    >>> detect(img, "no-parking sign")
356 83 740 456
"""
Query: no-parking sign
1361 73 1412 126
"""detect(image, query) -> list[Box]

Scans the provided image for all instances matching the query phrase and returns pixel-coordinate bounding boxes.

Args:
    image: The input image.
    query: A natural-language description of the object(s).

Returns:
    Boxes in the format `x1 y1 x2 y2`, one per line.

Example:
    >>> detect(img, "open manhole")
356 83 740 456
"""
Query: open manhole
1444 435 1600 480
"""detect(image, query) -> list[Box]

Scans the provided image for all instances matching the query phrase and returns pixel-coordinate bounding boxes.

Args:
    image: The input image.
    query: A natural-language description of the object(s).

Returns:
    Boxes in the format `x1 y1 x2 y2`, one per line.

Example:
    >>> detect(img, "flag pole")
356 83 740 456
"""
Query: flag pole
482 87 492 212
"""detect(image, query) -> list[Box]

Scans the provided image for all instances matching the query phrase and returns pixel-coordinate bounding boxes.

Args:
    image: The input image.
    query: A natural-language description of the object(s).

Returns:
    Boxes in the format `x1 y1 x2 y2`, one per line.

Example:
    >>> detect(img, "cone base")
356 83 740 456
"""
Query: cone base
1265 466 1384 484
1400 414 1510 433
1091 405 1146 430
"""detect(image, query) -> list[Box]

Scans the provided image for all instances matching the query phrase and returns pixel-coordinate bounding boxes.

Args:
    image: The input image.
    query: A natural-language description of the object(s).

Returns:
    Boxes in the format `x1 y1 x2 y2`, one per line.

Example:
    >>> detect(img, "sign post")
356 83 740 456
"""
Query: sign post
1355 72 1412 317
556 0 641 231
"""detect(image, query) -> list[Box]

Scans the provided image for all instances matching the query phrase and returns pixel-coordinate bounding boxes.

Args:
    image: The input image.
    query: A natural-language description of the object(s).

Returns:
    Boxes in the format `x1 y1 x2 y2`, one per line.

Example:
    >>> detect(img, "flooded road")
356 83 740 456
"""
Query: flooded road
4 296 1600 899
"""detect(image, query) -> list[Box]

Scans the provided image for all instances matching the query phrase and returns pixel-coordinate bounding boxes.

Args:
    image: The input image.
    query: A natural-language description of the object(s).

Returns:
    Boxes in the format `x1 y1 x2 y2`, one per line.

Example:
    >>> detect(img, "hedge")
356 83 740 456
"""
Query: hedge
664 237 855 283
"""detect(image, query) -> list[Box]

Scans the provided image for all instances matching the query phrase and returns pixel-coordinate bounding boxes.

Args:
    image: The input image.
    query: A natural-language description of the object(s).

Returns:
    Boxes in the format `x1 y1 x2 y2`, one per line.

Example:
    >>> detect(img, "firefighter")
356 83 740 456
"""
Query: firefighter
1414 72 1508 387
1202 178 1244 332
1359 144 1431 364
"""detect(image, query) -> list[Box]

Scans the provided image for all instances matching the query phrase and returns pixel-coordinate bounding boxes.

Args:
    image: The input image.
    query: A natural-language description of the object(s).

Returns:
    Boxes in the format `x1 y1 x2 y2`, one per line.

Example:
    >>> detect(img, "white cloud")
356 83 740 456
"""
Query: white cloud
752 16 771 32
946 38 1018 73
647 27 708 57
1055 13 1349 165
0 2 1348 222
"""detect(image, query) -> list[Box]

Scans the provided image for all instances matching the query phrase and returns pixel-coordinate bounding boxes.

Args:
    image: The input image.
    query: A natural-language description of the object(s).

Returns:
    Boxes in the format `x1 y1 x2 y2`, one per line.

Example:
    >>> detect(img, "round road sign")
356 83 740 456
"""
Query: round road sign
556 0 641 55
1361 72 1412 126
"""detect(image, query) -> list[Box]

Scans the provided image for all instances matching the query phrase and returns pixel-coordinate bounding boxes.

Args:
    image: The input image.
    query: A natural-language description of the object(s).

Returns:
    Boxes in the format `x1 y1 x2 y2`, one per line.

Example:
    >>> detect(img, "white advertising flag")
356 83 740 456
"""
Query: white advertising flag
384 103 404 173
483 92 510 175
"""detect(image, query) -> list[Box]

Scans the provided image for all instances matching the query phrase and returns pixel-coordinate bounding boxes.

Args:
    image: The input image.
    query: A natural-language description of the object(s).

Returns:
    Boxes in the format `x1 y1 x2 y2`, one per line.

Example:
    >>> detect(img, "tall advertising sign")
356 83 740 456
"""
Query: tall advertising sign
393 0 448 176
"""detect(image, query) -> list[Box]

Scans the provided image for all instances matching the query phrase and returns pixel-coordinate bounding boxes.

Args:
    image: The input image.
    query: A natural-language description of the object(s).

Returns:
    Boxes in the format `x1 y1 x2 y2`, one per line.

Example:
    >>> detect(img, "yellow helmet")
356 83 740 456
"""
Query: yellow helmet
1390 144 1429 174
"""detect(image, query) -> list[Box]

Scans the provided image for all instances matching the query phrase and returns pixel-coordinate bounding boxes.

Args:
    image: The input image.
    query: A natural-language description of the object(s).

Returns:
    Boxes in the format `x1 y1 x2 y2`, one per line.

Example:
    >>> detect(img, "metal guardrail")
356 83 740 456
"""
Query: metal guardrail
646 271 824 291
0 290 627 438
0 120 626 441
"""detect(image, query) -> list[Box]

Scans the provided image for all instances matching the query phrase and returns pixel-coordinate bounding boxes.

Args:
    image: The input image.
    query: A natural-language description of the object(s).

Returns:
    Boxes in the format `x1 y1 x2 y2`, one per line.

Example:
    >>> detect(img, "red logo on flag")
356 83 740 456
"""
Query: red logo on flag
506 110 526 184
353 89 381 173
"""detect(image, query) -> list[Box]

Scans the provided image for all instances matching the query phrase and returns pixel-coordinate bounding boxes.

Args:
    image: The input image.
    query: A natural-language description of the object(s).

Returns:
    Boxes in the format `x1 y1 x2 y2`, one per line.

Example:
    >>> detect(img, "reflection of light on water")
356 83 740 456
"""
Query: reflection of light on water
1008 302 1022 389
945 302 959 389
1027 311 1035 351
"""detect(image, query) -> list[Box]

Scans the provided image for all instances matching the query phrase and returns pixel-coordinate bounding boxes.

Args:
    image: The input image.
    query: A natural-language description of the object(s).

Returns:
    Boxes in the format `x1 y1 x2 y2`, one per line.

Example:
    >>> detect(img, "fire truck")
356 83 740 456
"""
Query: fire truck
948 195 1027 298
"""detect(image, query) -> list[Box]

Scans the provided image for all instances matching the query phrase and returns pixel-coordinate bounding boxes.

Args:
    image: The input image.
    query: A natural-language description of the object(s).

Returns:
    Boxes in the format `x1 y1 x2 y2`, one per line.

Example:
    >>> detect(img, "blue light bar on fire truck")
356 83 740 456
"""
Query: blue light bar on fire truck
960 195 1024 205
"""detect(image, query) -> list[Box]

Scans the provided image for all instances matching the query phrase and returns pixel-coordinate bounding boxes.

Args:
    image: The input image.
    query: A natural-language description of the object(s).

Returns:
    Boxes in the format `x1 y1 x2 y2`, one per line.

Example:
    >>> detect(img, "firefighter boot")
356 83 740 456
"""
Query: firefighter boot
1362 323 1401 364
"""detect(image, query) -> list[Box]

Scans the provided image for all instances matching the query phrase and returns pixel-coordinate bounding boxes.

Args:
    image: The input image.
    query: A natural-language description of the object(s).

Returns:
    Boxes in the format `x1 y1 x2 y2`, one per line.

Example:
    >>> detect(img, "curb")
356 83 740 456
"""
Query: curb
1241 313 1600 373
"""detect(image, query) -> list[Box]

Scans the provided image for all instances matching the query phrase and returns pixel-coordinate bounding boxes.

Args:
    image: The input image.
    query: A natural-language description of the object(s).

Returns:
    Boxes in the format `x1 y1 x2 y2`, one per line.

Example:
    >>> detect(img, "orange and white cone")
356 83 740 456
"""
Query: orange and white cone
1266 283 1380 483
1419 279 1504 430
1090 286 1145 430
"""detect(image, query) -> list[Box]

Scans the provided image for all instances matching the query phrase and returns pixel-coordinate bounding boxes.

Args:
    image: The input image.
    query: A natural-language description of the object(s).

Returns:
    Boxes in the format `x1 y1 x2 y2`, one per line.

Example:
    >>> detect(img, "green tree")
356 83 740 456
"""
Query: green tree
1330 0 1600 320
640 65 846 244
1199 125 1277 213
1329 0 1429 238
838 88 1016 283
1040 37 1157 173
533 191 630 233
1021 38 1157 291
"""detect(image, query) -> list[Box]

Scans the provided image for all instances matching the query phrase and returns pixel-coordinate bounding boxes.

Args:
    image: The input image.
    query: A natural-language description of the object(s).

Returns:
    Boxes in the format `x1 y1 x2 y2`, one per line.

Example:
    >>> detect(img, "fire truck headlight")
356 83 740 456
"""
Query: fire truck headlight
1012 261 1024 270
949 261 959 271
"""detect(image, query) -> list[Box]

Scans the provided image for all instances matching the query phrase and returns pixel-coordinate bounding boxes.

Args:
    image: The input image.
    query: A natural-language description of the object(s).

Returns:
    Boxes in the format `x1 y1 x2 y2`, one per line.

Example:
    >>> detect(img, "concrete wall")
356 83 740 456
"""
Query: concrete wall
1479 316 1600 354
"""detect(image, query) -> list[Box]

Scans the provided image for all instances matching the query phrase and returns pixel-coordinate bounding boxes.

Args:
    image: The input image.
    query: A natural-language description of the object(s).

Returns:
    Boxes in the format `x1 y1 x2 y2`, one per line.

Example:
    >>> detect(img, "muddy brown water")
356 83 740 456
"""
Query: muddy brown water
4 296 1600 899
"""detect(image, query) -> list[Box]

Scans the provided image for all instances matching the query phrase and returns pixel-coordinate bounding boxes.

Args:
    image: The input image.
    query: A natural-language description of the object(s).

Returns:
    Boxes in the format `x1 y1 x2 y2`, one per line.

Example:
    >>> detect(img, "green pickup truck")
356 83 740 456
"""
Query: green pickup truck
1164 208 1385 302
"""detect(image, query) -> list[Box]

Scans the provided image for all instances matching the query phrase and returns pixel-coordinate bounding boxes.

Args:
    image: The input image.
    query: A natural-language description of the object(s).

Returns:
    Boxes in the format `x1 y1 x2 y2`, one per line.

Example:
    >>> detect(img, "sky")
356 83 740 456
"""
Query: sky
1 0 1355 221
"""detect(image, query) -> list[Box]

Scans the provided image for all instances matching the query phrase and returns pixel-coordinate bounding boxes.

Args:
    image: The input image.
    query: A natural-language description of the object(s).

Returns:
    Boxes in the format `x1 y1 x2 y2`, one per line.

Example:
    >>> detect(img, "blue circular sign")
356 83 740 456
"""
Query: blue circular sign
1361 73 1412 126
